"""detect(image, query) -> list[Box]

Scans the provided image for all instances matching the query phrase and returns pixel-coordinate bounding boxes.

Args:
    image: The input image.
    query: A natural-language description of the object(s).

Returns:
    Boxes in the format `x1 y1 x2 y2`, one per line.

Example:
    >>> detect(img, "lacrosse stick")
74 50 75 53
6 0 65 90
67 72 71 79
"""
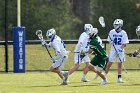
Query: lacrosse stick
126 52 140 58
99 16 127 73
35 30 53 59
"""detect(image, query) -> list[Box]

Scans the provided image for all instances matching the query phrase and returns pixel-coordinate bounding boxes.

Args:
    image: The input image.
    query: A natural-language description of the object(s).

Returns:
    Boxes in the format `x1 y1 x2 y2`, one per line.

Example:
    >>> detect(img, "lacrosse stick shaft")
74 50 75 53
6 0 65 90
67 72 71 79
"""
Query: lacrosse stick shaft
35 30 53 59
98 16 127 73
44 45 52 58
108 35 127 73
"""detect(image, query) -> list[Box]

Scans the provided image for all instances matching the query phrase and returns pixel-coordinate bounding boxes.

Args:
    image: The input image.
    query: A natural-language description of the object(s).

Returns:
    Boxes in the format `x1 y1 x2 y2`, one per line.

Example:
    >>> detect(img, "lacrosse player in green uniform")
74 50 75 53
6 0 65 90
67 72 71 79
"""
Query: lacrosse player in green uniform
87 27 108 85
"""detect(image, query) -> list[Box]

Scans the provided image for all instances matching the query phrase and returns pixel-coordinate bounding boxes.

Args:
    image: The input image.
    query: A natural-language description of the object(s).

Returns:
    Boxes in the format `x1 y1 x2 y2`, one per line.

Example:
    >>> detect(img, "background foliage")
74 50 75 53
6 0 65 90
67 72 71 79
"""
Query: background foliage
0 0 140 40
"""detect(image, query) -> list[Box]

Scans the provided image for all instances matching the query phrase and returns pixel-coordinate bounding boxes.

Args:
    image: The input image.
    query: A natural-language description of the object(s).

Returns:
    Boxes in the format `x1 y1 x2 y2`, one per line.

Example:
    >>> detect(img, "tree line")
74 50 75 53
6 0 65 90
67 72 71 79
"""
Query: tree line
0 0 140 40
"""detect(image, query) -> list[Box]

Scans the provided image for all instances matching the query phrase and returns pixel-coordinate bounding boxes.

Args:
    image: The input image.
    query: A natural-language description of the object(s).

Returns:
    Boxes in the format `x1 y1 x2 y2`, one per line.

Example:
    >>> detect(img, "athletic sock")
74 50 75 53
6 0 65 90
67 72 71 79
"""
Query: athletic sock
60 71 66 75
82 74 86 79
118 75 122 79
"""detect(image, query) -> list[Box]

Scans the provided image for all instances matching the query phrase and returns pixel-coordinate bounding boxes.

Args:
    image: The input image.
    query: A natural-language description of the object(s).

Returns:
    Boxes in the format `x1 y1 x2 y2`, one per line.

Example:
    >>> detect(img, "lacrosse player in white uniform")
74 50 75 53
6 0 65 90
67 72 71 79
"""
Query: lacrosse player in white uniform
106 19 129 83
41 28 69 85
62 24 93 85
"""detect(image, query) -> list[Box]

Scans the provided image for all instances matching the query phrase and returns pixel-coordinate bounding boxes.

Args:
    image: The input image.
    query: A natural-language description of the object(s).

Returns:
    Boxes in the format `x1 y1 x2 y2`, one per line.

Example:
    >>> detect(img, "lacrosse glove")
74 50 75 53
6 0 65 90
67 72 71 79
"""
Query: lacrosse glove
51 58 56 63
41 40 47 47
116 49 123 57
132 51 139 57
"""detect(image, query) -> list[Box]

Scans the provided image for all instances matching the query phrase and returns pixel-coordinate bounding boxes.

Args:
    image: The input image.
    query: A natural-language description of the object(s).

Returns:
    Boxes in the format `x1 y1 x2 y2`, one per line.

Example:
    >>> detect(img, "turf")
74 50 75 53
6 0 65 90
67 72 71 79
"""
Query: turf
0 71 140 93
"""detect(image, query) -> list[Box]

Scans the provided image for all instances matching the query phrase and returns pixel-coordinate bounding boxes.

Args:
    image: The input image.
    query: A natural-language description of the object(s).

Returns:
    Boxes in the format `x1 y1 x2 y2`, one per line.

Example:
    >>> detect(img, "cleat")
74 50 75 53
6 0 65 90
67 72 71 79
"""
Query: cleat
60 81 68 85
100 79 108 85
63 71 68 82
81 78 90 82
117 78 124 83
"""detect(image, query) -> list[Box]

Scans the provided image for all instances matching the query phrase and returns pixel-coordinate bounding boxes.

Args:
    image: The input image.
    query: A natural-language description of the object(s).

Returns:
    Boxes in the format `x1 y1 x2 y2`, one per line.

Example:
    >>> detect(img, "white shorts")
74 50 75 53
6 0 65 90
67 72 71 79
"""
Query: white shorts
74 53 90 64
109 50 125 63
52 50 68 69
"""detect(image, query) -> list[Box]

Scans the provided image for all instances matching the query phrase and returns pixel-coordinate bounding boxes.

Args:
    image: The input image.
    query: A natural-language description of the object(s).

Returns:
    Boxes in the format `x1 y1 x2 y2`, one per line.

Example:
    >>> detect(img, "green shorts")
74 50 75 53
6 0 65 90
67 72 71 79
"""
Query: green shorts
90 56 108 70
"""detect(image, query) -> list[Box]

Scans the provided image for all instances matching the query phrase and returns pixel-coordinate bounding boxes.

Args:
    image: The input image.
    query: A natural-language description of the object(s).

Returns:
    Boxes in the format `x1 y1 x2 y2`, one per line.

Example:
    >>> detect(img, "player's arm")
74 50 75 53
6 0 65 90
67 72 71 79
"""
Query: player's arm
137 48 140 53
88 48 93 54
121 44 126 49
107 31 113 44
77 34 85 52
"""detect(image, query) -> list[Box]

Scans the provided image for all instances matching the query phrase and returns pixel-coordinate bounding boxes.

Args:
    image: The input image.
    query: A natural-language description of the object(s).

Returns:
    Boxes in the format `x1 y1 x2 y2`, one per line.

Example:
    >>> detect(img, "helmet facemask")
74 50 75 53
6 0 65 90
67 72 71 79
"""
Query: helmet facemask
87 28 98 38
84 24 93 33
113 19 123 32
46 28 56 40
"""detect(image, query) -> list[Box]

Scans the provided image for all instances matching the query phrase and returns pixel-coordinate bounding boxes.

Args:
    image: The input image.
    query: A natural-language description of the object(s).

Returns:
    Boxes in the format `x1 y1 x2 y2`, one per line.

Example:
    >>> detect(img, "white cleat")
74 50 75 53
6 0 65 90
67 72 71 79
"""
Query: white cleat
100 79 108 85
117 78 124 83
81 78 90 82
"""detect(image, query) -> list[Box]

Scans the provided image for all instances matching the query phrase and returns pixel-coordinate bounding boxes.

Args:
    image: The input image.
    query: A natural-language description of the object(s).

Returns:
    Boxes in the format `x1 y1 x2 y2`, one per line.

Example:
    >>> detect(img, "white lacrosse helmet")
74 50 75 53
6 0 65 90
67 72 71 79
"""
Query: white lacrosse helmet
136 25 140 35
84 24 93 33
136 25 140 32
87 28 98 37
46 28 56 39
113 19 123 31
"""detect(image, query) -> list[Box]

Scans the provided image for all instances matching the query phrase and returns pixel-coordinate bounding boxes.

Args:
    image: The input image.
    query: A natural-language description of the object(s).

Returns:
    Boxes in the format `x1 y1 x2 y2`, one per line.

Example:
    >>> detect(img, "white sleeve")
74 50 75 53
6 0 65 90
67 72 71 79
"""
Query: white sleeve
122 32 129 44
78 33 85 45
52 40 61 53
107 31 113 42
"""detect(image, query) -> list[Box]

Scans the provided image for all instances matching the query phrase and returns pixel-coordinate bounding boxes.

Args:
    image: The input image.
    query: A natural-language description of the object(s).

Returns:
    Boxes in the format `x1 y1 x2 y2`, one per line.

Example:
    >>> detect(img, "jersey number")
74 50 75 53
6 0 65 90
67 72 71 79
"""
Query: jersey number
113 38 122 45
61 40 66 48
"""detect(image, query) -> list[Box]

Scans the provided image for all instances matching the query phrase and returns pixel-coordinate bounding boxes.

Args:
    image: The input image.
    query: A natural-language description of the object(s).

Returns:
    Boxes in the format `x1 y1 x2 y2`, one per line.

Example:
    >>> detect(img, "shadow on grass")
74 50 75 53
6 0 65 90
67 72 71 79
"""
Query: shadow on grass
121 84 140 86
30 82 104 88
68 84 99 87
31 84 61 87
30 81 101 88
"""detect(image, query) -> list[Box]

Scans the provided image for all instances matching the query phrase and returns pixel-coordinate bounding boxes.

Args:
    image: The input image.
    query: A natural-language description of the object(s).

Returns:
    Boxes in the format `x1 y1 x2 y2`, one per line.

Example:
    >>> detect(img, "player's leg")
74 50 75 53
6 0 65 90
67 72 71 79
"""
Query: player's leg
81 56 90 82
62 53 82 84
81 62 90 82
117 62 123 83
88 64 97 73
96 67 108 85
88 64 107 85
49 66 64 80
68 53 82 75
117 51 125 83
98 58 108 85
105 51 116 75
117 52 125 83
68 63 80 75
105 62 113 74
49 57 67 80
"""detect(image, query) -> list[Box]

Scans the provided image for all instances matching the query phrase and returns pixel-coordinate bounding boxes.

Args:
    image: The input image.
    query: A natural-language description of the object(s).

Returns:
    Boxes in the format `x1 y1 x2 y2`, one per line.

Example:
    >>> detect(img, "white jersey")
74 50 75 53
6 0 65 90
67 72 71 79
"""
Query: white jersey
107 29 129 51
48 35 68 69
49 35 66 54
74 32 90 63
74 32 89 52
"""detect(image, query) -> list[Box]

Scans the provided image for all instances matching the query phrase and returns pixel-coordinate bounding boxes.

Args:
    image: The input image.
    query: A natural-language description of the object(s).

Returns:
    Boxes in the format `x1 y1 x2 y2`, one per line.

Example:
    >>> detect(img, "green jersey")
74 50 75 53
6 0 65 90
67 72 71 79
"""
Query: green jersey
89 36 108 69
89 36 107 58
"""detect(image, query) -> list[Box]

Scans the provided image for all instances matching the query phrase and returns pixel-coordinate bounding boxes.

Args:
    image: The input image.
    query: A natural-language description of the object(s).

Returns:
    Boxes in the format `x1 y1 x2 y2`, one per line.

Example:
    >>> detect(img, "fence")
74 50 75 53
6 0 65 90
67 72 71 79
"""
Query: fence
0 39 140 72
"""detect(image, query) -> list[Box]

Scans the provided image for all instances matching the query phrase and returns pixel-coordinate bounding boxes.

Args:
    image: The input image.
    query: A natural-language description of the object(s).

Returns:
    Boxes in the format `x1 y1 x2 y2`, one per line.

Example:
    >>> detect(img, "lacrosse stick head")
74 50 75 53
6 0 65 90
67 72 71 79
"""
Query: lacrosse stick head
99 16 105 27
36 30 43 40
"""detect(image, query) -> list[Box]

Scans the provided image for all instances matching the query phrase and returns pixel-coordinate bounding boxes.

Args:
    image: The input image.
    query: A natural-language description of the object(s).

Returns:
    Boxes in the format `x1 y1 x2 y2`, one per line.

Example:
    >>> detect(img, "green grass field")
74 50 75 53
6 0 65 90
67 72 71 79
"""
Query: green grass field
0 44 140 93
0 44 140 71
0 71 140 93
